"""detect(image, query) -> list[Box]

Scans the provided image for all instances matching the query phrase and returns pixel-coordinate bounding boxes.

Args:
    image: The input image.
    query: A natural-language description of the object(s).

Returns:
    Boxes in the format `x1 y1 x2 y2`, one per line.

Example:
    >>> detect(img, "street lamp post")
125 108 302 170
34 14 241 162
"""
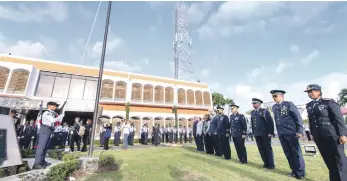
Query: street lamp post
88 1 113 157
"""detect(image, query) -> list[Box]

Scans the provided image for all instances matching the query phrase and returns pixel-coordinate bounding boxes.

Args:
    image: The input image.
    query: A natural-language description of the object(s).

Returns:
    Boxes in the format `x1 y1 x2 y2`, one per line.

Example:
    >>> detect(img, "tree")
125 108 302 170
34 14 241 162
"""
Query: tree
172 106 178 128
212 92 234 109
224 98 234 105
338 88 347 107
212 92 225 107
125 102 130 120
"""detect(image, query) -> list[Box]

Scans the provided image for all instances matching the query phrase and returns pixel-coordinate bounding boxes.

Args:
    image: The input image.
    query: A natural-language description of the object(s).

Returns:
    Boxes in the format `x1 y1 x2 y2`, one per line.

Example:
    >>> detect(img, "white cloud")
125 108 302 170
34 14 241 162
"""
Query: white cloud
199 68 210 78
91 36 123 58
289 45 300 54
139 58 149 65
149 25 157 34
208 82 220 92
275 60 293 73
0 40 46 58
0 2 68 22
198 2 333 40
187 2 213 24
104 60 142 72
300 50 320 65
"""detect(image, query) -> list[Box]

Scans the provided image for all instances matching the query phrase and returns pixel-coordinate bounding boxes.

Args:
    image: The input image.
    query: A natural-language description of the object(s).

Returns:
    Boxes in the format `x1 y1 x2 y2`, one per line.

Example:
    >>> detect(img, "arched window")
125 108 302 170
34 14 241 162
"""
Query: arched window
6 69 30 94
165 87 174 104
0 66 10 92
114 81 127 101
155 86 164 103
100 79 114 100
131 83 142 102
195 91 203 106
187 89 194 105
203 91 211 107
177 88 186 105
143 84 153 102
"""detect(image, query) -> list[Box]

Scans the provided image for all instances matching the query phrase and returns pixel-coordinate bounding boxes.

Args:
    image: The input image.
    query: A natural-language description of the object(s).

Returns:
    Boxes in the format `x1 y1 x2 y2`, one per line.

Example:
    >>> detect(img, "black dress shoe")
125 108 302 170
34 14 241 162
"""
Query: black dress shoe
263 164 268 168
32 164 46 170
42 161 51 166
295 176 304 180
267 166 275 169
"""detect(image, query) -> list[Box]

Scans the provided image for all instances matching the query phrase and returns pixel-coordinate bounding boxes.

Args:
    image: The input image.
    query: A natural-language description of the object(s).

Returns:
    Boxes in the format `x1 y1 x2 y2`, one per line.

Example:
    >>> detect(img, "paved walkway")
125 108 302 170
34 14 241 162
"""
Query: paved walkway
0 157 62 181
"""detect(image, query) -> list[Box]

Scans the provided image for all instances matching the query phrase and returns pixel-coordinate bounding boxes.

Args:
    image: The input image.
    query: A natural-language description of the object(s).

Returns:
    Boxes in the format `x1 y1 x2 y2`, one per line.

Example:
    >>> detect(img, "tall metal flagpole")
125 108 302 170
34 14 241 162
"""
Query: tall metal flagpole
88 1 112 157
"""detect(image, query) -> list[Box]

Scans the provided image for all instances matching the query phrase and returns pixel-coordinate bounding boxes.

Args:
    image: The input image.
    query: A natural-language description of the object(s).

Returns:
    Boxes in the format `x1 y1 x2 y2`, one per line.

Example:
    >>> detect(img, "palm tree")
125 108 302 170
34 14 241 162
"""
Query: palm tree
338 88 347 107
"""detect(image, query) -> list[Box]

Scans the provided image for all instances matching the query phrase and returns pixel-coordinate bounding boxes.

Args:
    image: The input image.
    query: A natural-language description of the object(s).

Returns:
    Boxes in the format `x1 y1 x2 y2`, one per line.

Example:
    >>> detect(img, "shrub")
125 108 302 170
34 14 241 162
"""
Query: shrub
47 150 65 160
19 171 48 181
46 159 79 181
62 154 79 162
98 154 115 168
20 149 36 158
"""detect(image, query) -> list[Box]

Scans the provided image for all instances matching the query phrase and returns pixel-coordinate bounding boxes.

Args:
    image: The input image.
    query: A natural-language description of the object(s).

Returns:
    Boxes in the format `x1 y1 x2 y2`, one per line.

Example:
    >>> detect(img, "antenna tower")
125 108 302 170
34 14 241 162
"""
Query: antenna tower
173 2 194 80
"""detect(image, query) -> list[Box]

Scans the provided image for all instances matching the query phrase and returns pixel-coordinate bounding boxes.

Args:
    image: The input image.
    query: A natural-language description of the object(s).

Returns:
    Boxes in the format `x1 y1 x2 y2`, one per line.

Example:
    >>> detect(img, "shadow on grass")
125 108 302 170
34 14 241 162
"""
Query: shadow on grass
84 159 124 181
168 165 211 181
181 146 316 181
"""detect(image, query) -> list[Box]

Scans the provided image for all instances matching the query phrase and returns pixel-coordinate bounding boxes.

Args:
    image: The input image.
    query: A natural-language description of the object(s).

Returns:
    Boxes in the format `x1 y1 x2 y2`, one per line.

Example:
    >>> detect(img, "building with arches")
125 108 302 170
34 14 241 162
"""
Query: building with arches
0 54 212 138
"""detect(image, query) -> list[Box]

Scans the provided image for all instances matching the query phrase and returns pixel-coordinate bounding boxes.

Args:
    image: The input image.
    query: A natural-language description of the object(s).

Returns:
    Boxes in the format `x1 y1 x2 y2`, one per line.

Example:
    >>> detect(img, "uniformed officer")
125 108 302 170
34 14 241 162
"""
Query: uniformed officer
251 98 275 169
304 84 347 181
173 125 178 143
270 90 306 179
160 126 165 143
216 106 231 160
210 109 221 156
230 104 248 164
33 102 64 169
169 124 173 143
178 125 183 143
187 125 193 143
114 122 121 146
165 125 169 143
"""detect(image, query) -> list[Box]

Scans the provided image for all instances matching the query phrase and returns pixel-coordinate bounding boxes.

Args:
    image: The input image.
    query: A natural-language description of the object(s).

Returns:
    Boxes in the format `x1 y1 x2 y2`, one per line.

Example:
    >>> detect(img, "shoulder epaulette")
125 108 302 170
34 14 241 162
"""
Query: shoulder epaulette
322 98 332 101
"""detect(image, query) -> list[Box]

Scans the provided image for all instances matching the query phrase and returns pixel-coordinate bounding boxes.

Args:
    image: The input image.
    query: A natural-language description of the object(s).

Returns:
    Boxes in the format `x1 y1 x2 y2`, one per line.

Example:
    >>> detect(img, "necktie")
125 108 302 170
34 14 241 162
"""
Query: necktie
313 100 318 109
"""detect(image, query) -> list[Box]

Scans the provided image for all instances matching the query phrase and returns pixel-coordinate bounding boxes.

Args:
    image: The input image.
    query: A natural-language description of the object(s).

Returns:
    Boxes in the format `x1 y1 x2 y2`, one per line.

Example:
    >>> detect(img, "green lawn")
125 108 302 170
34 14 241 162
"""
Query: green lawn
85 145 329 181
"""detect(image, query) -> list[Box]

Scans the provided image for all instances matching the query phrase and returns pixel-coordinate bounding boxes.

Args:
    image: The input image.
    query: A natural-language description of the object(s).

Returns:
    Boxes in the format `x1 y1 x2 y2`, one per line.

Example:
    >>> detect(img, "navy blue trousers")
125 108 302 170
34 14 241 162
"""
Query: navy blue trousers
314 134 347 181
279 134 305 177
232 137 247 163
255 136 275 168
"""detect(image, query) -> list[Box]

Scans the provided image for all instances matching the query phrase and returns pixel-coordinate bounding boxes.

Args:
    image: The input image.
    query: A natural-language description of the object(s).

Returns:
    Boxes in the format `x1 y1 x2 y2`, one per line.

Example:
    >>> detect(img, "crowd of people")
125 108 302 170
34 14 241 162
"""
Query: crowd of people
192 85 347 181
8 84 347 180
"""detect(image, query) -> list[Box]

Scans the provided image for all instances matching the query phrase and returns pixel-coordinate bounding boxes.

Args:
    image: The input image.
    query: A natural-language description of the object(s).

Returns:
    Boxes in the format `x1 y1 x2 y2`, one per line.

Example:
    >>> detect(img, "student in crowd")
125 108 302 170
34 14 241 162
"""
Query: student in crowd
122 120 131 150
103 123 112 150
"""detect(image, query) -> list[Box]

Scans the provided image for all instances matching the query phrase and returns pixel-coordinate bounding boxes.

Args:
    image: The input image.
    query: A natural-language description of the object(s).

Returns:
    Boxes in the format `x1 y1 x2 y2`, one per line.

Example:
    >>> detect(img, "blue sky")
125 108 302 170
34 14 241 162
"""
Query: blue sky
1 1 347 112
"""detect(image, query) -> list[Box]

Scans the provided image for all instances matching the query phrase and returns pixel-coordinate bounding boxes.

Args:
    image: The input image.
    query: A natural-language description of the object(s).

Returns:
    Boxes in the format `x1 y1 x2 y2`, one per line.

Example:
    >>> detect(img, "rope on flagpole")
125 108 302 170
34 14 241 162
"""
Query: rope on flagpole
80 1 102 65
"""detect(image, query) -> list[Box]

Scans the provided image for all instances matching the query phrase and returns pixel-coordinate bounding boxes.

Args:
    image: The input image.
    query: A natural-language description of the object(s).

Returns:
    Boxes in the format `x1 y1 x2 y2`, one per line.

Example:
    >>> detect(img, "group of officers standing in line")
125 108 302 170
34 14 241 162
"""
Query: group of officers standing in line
193 85 347 181
14 115 93 153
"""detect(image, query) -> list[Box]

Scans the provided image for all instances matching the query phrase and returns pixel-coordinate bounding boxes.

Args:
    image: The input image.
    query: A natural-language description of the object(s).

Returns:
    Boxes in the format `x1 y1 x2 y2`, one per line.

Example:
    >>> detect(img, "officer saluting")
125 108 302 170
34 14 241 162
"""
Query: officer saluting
33 102 64 169
304 84 347 181
216 106 231 160
270 90 305 179
229 104 248 164
251 98 275 169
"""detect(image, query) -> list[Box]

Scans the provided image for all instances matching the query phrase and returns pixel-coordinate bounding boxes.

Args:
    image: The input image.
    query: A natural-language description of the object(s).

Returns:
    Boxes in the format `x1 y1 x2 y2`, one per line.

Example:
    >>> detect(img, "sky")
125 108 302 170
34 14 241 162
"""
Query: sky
1 1 347 113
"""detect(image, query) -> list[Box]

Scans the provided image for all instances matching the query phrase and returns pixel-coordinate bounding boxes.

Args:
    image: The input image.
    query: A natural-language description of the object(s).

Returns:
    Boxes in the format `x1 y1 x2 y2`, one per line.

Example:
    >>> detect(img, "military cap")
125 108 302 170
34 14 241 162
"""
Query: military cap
252 98 263 104
230 104 239 108
47 101 59 107
216 106 224 110
270 90 286 95
304 84 321 92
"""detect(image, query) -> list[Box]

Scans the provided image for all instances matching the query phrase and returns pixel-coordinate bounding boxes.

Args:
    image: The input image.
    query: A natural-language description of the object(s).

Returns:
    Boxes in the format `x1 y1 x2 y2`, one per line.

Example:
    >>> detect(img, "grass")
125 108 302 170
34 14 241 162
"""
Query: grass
84 144 329 181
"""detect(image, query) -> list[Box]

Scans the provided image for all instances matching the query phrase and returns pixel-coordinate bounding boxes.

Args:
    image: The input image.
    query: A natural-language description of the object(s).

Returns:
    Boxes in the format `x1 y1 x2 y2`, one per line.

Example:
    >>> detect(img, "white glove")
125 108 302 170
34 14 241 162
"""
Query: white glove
31 136 34 139
21 136 24 138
